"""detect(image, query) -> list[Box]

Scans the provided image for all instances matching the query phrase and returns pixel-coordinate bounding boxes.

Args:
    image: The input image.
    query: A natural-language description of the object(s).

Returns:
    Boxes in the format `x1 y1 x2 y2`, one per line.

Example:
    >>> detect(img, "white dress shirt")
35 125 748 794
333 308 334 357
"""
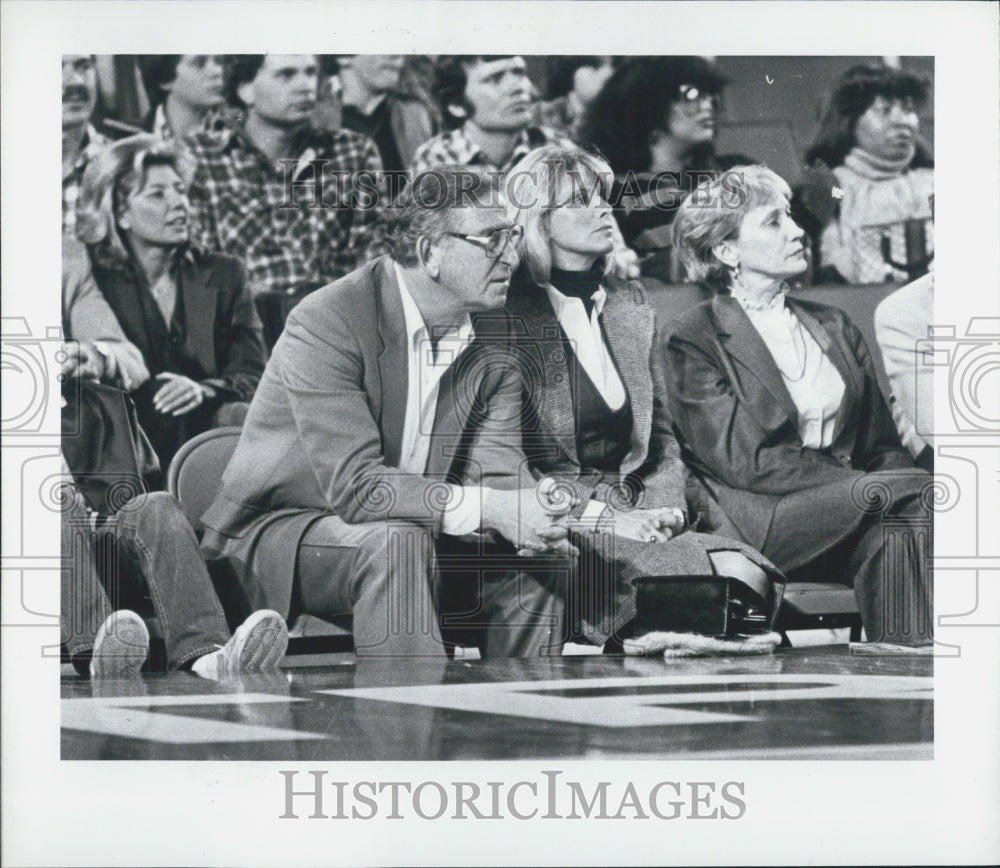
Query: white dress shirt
736 289 846 450
545 282 630 523
395 265 480 535
544 283 626 410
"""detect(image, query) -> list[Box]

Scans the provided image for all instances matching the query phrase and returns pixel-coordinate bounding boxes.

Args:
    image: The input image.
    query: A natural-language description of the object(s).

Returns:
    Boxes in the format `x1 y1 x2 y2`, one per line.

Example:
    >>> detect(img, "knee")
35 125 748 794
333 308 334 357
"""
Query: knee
709 551 767 586
116 491 193 539
213 401 250 428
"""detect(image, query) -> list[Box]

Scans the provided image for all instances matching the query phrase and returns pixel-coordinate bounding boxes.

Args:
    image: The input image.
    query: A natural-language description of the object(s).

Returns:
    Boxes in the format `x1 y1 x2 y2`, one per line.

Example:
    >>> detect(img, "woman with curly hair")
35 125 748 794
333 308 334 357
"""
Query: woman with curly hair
797 63 934 284
579 56 749 282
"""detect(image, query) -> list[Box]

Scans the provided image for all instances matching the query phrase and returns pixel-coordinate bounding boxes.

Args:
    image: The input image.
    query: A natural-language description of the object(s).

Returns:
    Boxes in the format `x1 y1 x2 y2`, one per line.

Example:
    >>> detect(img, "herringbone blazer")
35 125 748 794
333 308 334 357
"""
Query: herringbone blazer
505 271 686 515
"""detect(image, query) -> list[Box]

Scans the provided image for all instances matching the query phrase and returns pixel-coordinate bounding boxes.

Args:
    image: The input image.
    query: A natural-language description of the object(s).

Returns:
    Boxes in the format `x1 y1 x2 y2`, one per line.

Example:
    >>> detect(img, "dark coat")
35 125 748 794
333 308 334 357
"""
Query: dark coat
201 256 528 618
664 293 915 556
506 273 783 644
89 245 266 466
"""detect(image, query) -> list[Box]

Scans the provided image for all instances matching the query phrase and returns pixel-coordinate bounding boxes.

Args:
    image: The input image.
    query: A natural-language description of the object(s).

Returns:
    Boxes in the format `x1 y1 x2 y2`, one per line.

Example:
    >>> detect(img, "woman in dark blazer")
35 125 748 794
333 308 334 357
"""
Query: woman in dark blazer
75 134 265 467
666 165 932 645
505 144 785 650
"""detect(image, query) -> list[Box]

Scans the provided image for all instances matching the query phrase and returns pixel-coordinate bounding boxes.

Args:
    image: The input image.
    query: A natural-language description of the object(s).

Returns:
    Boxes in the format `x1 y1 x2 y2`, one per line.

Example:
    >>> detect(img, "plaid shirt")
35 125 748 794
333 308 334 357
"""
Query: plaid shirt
63 125 109 236
186 122 387 296
150 104 232 143
410 124 568 177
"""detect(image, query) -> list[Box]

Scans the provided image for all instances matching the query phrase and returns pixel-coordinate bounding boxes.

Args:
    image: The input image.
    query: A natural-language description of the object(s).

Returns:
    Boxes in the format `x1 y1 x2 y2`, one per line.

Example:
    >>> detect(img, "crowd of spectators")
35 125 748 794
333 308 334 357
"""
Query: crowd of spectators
59 54 935 674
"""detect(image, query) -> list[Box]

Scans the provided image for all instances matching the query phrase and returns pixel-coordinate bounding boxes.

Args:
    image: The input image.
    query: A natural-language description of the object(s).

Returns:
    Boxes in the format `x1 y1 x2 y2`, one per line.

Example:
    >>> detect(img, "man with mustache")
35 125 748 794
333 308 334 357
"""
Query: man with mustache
62 55 109 236
201 167 575 658
186 54 386 297
411 56 567 177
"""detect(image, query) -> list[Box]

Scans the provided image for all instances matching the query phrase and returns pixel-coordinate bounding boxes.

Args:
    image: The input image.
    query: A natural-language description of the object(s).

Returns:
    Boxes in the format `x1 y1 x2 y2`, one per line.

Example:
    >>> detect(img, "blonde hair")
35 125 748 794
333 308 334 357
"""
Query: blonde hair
76 134 194 260
506 143 614 287
672 164 792 293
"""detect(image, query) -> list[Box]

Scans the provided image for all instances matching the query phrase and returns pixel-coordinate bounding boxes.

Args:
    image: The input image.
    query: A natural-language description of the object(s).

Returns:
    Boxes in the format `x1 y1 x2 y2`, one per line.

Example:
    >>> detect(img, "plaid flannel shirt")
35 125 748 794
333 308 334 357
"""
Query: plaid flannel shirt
186 123 387 296
63 125 109 237
410 124 569 177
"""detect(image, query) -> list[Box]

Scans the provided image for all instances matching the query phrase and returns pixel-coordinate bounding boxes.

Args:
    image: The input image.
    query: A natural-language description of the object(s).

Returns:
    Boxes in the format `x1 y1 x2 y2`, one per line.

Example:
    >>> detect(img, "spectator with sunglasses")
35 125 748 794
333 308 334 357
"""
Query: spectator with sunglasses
579 56 750 283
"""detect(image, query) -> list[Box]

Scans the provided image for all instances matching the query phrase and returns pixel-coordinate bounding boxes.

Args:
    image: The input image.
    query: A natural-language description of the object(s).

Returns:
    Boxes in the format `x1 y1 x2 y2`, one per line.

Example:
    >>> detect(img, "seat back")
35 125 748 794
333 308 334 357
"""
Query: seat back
165 426 242 534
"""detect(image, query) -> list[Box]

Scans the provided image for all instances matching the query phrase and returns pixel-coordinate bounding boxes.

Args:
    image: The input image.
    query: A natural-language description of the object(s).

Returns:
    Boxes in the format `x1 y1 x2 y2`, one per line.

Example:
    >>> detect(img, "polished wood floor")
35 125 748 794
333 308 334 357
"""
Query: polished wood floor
61 645 932 761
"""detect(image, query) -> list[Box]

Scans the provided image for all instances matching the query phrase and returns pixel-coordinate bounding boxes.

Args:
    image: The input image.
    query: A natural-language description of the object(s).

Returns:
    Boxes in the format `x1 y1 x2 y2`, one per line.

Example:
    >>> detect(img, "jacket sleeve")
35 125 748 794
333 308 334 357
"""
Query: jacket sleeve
204 257 267 403
62 242 150 391
276 303 455 528
664 317 859 496
629 325 687 511
840 310 915 472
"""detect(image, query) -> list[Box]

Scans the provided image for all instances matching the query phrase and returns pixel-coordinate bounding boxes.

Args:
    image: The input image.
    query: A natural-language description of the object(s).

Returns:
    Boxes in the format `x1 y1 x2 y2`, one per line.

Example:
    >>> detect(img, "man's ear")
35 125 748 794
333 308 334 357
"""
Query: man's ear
711 238 738 271
417 235 442 279
236 80 255 109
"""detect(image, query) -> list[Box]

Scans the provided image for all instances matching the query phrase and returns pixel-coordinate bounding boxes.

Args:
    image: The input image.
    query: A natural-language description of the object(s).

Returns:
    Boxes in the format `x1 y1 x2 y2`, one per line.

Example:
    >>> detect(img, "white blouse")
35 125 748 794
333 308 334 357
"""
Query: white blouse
735 289 846 449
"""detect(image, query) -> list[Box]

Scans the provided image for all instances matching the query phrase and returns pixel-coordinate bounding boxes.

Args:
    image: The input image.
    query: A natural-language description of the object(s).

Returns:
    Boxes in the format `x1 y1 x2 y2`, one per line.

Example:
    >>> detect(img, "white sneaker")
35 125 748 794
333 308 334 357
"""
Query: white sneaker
90 611 149 679
217 609 289 675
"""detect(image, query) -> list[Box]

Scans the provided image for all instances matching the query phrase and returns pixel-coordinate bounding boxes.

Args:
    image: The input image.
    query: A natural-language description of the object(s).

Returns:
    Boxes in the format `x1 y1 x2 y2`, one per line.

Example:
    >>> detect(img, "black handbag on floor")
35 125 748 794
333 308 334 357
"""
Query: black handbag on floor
634 574 781 638
61 379 163 515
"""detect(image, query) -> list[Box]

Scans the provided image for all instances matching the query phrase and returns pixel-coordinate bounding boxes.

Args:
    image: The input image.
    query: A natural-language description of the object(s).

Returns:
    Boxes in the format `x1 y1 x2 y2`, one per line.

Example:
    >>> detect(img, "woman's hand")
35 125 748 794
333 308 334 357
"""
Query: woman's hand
153 372 215 416
60 341 106 382
599 507 685 543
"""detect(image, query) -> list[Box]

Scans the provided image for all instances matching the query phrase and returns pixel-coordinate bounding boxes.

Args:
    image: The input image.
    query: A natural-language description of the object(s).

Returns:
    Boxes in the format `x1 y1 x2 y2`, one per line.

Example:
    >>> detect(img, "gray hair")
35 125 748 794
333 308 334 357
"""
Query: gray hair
672 164 792 293
387 165 504 266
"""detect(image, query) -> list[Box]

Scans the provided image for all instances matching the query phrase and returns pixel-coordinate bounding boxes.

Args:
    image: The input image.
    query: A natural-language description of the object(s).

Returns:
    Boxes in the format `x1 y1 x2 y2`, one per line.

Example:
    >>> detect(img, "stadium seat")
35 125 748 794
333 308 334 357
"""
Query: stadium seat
165 427 355 657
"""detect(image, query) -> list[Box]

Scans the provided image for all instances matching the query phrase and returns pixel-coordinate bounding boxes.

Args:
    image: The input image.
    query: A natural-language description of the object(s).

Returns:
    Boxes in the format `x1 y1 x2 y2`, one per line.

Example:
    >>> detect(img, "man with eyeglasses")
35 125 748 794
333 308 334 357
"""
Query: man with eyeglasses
202 166 576 659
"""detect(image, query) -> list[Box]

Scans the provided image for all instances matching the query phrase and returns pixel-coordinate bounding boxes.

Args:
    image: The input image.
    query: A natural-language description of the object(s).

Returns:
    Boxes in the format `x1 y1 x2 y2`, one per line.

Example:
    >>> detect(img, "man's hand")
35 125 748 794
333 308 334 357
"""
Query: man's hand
595 506 685 543
60 341 105 382
153 372 215 416
482 482 579 558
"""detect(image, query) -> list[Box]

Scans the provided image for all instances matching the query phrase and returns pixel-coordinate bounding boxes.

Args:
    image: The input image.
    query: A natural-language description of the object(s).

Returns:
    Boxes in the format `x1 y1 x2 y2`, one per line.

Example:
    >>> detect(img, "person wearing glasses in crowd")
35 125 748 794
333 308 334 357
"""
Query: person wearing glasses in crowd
505 144 784 652
579 56 750 283
665 166 932 646
137 55 232 144
201 166 577 660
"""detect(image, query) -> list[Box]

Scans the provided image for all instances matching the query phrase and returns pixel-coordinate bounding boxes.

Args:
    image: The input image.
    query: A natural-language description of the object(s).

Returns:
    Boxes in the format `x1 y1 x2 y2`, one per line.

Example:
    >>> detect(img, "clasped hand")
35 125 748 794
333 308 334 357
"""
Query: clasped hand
482 478 579 558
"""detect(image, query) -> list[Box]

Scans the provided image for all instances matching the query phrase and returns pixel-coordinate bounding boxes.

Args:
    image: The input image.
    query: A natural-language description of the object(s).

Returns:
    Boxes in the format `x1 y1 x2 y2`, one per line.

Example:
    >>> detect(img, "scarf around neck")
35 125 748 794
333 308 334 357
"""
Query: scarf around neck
843 145 916 180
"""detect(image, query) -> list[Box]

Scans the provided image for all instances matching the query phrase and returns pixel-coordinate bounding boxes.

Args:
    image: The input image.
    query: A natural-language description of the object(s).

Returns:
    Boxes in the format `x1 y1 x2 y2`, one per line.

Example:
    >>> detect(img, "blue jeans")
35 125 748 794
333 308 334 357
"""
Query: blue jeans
61 490 231 669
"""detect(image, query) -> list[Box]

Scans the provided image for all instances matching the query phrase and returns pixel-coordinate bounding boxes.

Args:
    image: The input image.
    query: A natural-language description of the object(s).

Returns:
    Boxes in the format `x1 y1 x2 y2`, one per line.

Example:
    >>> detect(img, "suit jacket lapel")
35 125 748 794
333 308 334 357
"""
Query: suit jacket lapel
600 288 655 473
178 253 217 375
508 290 579 464
711 295 801 426
375 260 407 468
788 298 863 444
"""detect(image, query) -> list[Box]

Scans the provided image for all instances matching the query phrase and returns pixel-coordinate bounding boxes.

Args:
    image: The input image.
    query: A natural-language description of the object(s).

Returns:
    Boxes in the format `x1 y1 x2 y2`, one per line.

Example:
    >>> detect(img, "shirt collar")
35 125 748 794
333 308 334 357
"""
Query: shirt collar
152 104 171 140
733 283 790 313
456 125 533 172
394 263 475 353
545 282 608 319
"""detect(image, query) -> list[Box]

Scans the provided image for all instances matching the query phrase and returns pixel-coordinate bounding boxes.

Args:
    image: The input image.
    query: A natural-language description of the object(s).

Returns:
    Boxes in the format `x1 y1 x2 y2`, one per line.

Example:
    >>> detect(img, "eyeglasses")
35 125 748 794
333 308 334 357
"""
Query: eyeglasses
444 224 524 257
677 84 721 110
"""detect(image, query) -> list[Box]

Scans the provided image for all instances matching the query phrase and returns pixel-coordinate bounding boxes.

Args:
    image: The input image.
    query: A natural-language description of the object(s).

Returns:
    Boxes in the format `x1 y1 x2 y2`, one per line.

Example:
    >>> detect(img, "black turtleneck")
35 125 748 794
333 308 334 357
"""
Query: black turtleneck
550 265 603 317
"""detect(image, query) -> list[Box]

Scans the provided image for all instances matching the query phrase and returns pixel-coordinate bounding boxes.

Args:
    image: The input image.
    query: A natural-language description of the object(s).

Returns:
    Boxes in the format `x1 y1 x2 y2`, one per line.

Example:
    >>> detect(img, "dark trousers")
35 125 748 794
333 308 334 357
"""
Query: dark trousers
61 490 231 669
763 470 932 645
292 516 567 658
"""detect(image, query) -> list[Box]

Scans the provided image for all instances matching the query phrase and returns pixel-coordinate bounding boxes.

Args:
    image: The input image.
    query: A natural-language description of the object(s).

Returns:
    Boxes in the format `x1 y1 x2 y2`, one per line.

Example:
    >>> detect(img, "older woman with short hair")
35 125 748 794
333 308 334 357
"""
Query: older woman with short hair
506 144 785 651
75 134 265 467
666 165 932 645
